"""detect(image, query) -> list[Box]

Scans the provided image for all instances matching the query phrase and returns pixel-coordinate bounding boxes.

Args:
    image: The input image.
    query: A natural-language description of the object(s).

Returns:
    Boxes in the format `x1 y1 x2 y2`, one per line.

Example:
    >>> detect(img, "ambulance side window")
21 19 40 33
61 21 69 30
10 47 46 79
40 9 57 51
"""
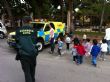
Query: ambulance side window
44 24 50 31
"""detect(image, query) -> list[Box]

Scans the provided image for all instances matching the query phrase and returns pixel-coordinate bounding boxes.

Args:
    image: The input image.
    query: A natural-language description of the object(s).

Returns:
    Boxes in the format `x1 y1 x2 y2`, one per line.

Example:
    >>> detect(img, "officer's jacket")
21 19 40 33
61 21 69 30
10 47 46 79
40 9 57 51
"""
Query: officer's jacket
15 25 38 57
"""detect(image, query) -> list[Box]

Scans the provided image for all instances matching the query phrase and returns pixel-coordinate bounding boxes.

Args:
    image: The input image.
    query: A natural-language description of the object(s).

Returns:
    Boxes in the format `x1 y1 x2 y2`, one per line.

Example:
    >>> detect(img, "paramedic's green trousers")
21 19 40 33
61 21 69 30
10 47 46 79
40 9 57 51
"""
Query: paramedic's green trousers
20 56 36 82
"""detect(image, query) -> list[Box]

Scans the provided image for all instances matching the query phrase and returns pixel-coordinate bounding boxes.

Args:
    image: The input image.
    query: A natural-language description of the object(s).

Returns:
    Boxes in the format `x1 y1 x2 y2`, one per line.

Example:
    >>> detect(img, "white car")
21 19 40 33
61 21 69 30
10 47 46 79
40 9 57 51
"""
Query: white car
0 21 7 39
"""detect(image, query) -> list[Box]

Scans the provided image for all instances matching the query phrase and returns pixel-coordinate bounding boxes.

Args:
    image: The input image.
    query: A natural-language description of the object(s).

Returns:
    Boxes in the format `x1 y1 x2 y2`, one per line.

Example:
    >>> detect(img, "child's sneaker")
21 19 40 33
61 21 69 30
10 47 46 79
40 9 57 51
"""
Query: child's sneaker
72 61 77 64
49 51 53 54
104 59 106 61
58 55 61 57
93 64 97 67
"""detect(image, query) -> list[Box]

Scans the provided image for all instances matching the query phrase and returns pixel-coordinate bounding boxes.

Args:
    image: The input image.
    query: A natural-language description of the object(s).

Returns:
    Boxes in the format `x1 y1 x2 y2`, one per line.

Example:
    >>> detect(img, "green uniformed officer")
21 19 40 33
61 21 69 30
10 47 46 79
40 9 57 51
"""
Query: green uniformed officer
15 16 38 82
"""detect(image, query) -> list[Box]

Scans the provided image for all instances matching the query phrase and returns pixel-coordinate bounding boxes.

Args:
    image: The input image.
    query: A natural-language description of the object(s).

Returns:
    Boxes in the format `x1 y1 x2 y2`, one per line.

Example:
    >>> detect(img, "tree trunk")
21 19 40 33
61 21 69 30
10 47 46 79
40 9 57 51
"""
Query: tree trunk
1 13 6 24
67 0 74 33
2 0 15 28
99 0 105 32
31 0 41 18
67 10 71 33
61 0 64 22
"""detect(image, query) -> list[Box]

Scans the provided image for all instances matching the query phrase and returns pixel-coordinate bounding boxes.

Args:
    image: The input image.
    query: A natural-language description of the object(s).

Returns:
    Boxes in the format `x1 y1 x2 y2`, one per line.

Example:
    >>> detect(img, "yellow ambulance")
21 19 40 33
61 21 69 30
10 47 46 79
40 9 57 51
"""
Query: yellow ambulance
7 21 65 51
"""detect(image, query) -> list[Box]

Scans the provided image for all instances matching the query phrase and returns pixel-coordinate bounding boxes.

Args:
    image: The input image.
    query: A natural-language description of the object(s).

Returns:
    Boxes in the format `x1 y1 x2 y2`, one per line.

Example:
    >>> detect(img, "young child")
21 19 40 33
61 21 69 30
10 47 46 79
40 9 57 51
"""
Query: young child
72 43 78 63
90 39 100 67
73 35 79 45
100 39 108 61
65 34 71 50
83 33 87 41
84 38 92 56
76 41 86 64
57 37 64 56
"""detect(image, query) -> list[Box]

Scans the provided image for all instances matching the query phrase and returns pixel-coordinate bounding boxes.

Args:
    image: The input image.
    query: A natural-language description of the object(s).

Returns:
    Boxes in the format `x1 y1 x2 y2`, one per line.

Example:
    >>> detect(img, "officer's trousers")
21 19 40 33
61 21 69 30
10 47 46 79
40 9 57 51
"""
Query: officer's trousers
20 56 36 82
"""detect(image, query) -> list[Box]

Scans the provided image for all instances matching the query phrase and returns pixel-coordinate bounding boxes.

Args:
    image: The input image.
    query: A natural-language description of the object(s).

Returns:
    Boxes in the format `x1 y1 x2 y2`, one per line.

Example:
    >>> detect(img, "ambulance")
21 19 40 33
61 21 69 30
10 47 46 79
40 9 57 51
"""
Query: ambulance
7 21 65 51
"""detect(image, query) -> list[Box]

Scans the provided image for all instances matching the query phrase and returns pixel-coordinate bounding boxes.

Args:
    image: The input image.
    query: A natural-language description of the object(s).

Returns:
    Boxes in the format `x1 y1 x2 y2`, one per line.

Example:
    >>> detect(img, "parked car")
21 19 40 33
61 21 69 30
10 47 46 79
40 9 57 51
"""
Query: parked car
0 20 7 39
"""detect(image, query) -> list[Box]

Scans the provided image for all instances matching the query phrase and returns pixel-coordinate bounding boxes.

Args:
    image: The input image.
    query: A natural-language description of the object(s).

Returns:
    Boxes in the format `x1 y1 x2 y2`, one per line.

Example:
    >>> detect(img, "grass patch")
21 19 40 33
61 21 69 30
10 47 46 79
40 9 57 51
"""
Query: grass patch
73 31 105 41
74 31 105 37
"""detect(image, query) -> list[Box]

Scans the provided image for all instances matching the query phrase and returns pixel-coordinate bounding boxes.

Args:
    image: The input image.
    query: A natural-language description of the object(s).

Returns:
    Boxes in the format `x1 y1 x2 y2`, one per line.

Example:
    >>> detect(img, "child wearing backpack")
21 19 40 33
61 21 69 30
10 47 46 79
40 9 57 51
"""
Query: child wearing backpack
76 41 86 64
57 37 64 56
100 39 108 61
65 34 71 50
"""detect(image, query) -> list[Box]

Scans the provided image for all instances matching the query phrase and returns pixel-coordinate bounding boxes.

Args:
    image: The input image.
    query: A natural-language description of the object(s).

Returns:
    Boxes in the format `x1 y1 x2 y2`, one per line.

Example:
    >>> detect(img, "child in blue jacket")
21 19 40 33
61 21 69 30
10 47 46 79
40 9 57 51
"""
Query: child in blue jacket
90 39 100 67
57 37 64 56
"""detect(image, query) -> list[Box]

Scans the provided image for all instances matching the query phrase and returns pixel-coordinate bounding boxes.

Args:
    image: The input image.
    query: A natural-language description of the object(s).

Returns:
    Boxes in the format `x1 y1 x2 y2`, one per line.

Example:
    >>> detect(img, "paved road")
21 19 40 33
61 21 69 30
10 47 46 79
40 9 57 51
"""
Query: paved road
0 39 110 82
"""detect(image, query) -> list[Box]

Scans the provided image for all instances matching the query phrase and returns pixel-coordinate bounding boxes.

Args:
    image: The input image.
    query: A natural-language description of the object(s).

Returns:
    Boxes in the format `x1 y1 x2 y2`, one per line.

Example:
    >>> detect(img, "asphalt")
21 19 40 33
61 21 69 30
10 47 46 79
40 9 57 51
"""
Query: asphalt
0 39 110 82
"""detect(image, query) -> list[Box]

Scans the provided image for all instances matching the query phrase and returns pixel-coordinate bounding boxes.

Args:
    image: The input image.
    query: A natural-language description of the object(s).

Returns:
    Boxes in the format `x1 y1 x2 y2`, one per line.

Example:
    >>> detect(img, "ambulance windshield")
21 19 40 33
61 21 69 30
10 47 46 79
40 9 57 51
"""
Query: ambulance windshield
33 23 44 30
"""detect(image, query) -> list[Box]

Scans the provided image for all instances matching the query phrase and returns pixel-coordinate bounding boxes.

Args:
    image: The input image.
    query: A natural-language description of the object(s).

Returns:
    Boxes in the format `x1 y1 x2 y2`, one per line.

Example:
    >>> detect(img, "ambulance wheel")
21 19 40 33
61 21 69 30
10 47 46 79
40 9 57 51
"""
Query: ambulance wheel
36 40 44 51
0 32 5 39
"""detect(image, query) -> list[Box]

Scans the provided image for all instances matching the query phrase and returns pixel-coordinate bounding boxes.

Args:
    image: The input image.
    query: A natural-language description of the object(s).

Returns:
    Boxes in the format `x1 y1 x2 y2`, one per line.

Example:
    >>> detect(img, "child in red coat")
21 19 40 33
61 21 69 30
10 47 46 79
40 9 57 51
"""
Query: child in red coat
76 41 86 64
